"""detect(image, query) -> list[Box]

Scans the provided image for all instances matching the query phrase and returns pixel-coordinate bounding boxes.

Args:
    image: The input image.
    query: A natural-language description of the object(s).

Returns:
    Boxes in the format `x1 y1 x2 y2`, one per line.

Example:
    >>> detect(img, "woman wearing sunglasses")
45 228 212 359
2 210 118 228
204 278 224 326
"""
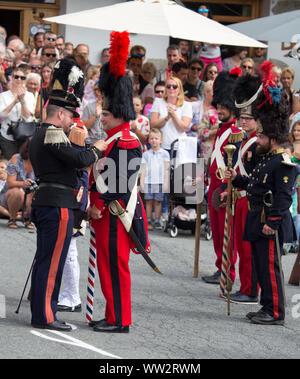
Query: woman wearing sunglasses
150 76 192 153
0 67 35 159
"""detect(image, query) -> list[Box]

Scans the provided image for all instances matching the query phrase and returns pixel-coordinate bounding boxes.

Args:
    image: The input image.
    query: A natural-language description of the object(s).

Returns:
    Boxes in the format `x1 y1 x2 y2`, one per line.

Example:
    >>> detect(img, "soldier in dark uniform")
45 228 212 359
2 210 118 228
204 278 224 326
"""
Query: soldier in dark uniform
29 59 107 331
226 62 297 325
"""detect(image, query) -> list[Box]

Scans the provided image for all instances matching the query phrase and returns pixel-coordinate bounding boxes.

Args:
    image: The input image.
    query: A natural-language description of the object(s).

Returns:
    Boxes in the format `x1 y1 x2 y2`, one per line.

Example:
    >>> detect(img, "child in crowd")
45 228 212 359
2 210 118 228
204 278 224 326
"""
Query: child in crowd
140 128 170 230
130 96 150 151
0 158 9 218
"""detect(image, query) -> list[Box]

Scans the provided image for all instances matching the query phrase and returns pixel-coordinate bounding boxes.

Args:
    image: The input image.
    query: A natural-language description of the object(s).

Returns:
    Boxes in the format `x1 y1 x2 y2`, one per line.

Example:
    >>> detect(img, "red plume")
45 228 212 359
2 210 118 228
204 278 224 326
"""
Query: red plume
229 66 242 77
109 31 130 77
258 60 276 102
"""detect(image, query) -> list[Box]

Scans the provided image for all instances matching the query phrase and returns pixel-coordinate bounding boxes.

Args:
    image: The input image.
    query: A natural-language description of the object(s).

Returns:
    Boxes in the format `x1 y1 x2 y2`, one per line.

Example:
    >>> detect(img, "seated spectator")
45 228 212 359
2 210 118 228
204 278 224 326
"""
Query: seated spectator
141 61 157 86
130 96 150 150
0 67 35 159
127 55 154 105
143 81 165 118
5 138 35 229
202 62 219 82
172 61 189 86
240 57 255 75
183 58 205 101
81 82 107 143
222 46 248 72
150 76 192 153
0 158 9 218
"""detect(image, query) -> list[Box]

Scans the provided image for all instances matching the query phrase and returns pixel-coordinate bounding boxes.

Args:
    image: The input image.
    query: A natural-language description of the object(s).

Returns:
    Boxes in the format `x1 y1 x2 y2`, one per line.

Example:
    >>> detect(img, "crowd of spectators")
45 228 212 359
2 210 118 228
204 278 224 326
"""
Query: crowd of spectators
0 2 299 231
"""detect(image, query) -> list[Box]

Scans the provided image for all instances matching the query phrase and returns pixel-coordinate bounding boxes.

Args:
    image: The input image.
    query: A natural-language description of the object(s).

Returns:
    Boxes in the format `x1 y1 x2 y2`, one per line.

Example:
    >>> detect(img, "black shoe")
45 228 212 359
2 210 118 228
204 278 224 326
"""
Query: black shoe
246 309 265 320
230 291 258 304
202 271 221 284
88 318 107 328
57 304 82 312
93 320 129 333
31 320 72 331
251 311 284 325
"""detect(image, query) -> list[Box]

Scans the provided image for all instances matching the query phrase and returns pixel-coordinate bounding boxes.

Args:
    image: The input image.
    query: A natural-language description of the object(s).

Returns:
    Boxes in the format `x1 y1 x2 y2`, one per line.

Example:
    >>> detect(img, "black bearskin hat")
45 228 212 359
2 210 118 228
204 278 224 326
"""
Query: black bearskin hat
212 67 242 115
48 58 84 118
251 61 290 144
233 73 262 116
98 31 135 122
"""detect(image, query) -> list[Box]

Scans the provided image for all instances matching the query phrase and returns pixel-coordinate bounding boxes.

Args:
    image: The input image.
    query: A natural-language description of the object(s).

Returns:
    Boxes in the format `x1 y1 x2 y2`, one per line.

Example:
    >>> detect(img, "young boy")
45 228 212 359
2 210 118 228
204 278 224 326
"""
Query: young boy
140 128 169 230
130 96 150 151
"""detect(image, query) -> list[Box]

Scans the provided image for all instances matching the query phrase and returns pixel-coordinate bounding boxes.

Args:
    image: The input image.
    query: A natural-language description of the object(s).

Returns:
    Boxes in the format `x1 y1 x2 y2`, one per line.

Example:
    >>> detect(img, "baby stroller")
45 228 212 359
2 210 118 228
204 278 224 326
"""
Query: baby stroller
163 138 211 239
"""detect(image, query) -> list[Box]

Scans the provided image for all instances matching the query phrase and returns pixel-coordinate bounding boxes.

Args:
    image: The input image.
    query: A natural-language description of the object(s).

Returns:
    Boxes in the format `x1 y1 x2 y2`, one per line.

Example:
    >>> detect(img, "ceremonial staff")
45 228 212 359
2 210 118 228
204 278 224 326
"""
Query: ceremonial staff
220 144 236 315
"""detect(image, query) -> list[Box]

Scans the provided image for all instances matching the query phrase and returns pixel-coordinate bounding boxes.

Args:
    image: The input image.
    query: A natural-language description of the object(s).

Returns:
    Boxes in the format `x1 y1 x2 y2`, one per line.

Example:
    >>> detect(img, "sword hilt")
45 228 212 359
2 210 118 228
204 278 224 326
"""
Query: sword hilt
108 200 126 217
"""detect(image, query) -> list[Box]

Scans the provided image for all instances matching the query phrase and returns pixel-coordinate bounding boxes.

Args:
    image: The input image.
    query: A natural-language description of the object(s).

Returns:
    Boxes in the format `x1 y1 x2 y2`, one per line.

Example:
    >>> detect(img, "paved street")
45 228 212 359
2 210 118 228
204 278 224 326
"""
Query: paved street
1 216 300 361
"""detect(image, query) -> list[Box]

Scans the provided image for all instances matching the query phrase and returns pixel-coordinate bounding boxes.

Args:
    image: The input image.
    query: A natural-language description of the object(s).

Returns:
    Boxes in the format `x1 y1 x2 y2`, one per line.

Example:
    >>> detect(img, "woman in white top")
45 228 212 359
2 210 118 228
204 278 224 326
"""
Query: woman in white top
0 67 35 159
150 76 192 153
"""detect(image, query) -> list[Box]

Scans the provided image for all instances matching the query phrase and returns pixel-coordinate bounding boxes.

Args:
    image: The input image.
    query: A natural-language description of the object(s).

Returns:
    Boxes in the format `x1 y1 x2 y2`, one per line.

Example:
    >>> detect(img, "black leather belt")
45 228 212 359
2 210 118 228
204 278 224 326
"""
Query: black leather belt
39 182 74 191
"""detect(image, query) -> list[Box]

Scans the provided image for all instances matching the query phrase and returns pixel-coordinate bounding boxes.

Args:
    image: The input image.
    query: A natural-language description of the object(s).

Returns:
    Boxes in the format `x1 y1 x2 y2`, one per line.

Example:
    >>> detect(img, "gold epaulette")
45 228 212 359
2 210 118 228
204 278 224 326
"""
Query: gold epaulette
44 125 71 145
228 130 244 144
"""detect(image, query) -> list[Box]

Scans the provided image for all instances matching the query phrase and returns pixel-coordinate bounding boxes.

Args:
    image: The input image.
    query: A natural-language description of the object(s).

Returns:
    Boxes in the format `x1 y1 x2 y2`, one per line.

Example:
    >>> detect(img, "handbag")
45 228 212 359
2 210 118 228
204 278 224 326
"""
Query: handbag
7 119 38 141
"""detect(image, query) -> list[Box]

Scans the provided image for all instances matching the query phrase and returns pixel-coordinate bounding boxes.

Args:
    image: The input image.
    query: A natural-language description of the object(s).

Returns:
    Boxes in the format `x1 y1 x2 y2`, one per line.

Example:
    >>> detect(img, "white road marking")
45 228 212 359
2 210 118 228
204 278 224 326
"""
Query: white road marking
30 329 122 359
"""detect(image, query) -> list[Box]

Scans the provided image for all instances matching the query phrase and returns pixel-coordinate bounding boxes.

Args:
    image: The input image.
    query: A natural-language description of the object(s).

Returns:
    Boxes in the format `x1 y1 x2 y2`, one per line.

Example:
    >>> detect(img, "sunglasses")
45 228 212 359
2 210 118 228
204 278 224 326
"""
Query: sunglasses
132 53 145 58
43 53 56 58
208 70 218 75
166 84 178 90
13 75 26 80
46 37 56 42
239 116 254 122
242 65 253 69
191 66 202 71
198 8 209 13
155 90 164 94
31 65 41 69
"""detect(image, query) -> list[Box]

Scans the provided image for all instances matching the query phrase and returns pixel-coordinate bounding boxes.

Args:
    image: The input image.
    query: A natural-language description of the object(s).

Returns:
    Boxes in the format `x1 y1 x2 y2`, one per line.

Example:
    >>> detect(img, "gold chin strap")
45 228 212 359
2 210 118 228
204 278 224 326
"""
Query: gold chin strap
215 167 225 181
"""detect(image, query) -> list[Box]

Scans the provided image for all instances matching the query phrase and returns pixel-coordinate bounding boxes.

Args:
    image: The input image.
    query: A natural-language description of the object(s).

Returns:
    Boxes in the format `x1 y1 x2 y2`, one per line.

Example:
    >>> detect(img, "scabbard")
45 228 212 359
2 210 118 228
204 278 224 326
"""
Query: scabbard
128 227 163 275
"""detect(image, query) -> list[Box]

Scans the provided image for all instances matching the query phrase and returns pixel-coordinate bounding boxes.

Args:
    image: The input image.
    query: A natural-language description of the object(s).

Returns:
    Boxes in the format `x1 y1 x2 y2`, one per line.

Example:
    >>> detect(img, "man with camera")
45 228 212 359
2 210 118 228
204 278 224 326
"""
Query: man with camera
29 59 107 332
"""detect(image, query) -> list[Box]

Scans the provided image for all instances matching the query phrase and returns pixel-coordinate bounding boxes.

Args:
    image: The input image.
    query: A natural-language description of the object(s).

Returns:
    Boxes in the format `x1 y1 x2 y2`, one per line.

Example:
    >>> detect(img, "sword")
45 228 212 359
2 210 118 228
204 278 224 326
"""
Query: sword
108 200 163 275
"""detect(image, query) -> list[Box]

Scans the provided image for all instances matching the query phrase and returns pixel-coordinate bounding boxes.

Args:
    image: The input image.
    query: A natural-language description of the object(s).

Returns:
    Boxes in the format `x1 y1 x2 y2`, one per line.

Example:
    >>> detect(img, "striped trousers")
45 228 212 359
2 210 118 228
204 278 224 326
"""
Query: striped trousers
30 206 74 325
91 210 131 327
251 236 285 320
